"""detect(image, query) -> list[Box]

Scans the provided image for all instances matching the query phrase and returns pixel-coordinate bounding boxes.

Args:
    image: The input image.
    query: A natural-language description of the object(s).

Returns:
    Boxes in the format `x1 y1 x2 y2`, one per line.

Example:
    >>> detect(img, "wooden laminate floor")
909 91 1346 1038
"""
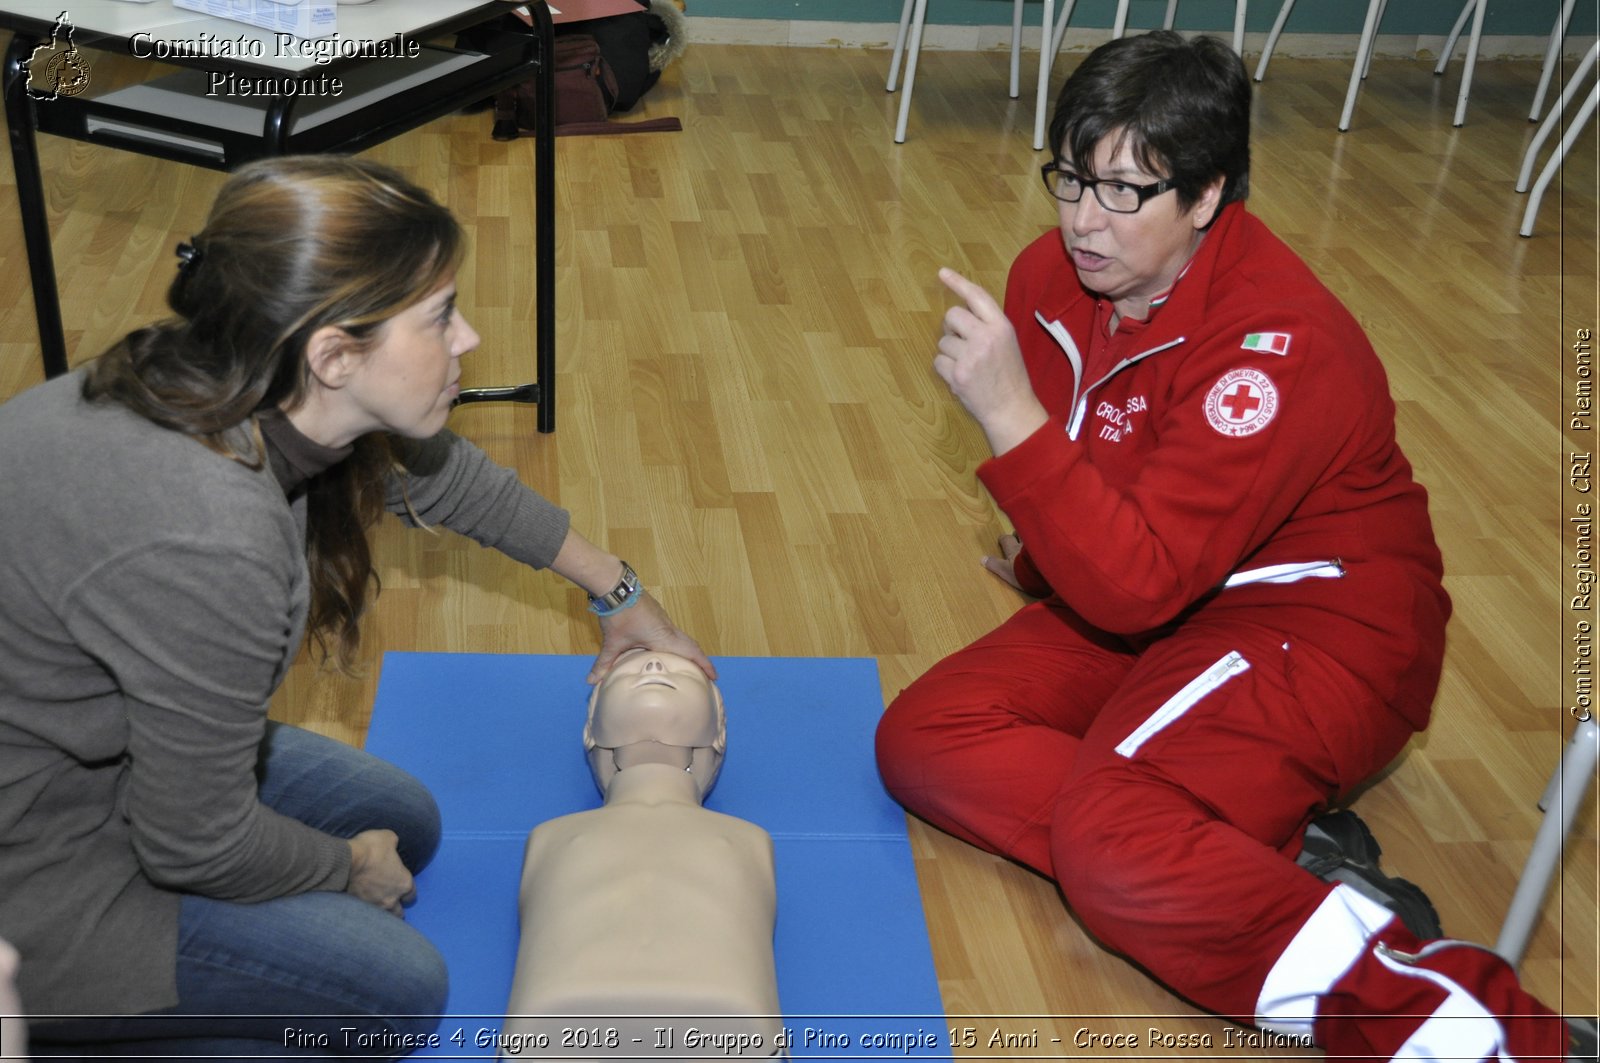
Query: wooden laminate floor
1 32 1596 1056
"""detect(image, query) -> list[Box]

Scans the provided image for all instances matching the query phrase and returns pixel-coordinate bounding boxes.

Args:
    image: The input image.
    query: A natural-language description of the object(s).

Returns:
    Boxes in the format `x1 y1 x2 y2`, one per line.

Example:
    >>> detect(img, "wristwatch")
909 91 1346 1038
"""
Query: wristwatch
587 561 642 617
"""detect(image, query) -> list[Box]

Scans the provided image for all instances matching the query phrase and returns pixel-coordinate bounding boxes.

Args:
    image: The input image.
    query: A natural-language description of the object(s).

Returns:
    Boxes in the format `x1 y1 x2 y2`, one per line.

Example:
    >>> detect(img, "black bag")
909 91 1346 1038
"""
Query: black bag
494 34 612 140
582 4 660 113
479 5 680 140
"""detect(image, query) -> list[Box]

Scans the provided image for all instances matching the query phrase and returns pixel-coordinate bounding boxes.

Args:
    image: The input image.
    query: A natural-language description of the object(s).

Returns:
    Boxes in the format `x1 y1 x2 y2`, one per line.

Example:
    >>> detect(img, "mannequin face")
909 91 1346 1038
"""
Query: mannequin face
585 650 726 799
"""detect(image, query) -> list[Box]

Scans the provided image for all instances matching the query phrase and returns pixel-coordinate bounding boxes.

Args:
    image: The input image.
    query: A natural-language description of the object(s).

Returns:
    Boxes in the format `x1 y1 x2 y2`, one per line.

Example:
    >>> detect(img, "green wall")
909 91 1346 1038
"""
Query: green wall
691 0 1598 38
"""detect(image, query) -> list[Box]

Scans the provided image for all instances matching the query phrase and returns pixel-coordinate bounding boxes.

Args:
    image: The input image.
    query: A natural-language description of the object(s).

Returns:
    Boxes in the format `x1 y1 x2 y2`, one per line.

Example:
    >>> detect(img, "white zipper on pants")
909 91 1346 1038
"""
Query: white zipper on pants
1223 559 1345 589
1115 651 1251 758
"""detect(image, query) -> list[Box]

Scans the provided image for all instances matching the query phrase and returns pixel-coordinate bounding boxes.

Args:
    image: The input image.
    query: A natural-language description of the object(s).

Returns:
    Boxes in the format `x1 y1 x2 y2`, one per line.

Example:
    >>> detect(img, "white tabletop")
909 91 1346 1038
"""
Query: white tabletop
1 1 527 73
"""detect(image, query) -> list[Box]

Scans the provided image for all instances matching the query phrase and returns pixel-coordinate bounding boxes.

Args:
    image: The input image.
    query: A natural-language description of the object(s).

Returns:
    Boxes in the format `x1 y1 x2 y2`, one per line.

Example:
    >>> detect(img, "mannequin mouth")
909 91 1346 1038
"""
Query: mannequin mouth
633 676 677 689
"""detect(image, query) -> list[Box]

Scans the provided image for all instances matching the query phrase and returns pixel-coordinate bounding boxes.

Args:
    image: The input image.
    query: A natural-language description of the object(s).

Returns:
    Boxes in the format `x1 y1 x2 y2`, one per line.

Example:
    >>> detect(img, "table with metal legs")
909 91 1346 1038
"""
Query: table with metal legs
2 0 558 430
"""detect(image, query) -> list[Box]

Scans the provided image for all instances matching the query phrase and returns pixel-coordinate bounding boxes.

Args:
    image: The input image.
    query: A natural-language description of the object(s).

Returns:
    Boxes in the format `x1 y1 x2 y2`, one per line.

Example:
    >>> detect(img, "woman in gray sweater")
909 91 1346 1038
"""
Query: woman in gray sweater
0 155 711 1058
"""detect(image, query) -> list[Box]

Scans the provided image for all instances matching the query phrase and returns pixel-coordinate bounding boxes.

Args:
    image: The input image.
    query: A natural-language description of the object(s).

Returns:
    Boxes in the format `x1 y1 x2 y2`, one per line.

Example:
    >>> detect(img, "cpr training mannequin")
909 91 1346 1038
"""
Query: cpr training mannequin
502 650 782 1062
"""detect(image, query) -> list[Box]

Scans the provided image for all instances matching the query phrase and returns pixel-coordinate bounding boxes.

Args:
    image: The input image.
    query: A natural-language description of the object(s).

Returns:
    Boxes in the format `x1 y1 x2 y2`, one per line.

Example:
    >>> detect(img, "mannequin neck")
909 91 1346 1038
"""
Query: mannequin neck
602 761 704 806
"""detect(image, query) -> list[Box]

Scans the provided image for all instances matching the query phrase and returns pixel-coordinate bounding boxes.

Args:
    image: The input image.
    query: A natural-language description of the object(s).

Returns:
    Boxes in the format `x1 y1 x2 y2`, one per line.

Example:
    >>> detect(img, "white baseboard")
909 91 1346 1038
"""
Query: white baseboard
684 17 1595 61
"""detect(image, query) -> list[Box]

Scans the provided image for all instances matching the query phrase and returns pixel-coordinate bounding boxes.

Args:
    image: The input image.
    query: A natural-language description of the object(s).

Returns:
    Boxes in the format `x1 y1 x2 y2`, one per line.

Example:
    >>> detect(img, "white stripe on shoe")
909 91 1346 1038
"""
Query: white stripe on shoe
1255 884 1394 1038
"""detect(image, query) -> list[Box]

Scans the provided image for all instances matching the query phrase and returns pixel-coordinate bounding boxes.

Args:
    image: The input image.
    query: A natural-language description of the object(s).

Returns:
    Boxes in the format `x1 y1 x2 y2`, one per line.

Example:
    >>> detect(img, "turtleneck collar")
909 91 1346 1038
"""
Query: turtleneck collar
257 407 354 496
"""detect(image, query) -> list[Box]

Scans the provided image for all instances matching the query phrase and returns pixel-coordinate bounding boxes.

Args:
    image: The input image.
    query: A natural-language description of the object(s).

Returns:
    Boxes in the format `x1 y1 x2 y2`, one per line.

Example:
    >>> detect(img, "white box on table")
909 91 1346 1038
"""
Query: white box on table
171 0 337 40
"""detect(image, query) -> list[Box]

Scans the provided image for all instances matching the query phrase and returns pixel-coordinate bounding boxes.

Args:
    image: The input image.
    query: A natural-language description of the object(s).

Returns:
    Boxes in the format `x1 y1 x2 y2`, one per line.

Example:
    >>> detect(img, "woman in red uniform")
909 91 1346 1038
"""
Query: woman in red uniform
876 30 1588 1062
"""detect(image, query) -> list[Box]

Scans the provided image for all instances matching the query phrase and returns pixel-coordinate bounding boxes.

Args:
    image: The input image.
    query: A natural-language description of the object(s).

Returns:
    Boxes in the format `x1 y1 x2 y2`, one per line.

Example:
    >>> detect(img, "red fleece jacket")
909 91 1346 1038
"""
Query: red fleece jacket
979 202 1450 728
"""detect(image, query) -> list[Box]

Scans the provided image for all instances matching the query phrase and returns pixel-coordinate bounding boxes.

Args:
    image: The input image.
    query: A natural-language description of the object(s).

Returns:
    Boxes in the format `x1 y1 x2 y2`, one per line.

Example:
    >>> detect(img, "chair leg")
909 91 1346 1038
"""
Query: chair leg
892 0 930 143
1530 0 1577 121
1162 0 1245 55
1048 0 1077 58
1032 0 1058 151
1517 39 1597 191
1339 0 1384 131
1436 0 1474 74
1452 0 1487 126
1494 717 1600 964
1037 0 1081 152
1112 0 1130 39
1520 81 1599 236
1361 0 1385 80
886 0 915 91
1254 0 1296 81
1009 0 1024 99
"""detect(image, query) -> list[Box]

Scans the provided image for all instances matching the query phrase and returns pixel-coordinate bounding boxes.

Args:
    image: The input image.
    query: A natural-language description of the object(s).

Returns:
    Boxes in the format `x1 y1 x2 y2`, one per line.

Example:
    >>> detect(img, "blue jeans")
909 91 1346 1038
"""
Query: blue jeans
32 723 447 1059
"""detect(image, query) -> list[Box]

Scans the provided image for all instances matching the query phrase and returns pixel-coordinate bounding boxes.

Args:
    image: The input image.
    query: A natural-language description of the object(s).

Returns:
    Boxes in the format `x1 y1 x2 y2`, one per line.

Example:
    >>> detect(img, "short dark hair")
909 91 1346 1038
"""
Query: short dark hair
1048 30 1251 215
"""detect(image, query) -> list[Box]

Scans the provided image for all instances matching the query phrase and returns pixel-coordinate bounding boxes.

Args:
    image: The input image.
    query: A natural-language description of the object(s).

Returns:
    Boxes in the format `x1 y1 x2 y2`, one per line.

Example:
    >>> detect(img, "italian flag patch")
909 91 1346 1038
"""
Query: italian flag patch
1241 332 1292 356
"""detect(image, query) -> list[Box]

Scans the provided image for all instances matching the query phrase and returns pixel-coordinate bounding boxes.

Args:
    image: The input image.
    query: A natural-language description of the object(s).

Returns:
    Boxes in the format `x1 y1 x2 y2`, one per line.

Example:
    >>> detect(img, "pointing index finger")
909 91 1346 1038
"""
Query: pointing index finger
939 267 1003 320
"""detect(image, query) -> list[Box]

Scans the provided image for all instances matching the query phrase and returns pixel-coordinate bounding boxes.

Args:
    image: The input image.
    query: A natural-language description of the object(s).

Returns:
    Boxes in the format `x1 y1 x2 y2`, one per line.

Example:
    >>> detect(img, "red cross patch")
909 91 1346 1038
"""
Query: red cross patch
1204 368 1279 437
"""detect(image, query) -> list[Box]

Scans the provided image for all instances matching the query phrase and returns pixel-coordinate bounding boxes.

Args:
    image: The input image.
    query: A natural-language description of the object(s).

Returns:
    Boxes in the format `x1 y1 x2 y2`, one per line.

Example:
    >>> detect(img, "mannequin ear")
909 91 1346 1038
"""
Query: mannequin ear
582 686 603 753
303 325 357 390
711 687 727 755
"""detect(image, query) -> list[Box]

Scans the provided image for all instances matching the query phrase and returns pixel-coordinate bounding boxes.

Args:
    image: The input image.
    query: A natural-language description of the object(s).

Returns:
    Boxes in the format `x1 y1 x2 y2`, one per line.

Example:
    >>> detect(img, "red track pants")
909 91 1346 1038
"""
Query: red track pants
875 600 1565 1060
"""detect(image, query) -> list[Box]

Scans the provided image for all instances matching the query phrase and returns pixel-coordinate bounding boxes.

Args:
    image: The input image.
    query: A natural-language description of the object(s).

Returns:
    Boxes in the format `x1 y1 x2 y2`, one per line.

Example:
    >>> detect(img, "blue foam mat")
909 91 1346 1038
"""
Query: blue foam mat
366 654 948 1060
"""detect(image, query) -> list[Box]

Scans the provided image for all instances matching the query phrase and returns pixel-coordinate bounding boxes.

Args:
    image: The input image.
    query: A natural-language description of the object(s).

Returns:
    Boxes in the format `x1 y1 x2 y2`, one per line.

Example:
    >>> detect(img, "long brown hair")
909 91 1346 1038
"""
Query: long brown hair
83 155 464 669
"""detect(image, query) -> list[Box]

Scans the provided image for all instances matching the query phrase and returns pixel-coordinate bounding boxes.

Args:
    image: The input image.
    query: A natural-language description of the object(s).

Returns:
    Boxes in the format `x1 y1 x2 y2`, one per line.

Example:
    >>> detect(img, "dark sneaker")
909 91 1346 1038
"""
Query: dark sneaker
1569 1016 1598 1062
1296 809 1443 940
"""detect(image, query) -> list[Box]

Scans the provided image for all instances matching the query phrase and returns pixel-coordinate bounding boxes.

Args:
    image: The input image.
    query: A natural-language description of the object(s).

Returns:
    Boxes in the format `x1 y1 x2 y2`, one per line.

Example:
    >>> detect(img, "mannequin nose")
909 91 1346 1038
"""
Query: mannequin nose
642 658 664 672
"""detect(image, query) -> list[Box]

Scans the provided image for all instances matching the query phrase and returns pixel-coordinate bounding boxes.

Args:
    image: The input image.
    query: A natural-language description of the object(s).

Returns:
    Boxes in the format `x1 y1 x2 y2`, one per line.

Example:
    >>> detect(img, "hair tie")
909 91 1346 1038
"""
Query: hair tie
175 238 204 275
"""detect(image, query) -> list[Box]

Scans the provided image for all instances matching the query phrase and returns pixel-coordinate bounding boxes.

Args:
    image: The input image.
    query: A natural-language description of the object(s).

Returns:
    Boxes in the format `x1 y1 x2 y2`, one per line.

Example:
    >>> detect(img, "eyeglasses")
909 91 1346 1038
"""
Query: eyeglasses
1040 163 1175 214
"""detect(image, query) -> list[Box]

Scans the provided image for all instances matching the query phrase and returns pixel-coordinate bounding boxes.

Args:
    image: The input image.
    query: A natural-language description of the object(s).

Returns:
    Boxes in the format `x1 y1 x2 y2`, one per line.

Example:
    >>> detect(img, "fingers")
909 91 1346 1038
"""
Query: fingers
586 645 621 685
348 829 416 916
587 641 716 685
938 267 1003 319
392 876 417 915
677 638 718 681
980 554 1024 592
587 594 717 684
384 865 415 916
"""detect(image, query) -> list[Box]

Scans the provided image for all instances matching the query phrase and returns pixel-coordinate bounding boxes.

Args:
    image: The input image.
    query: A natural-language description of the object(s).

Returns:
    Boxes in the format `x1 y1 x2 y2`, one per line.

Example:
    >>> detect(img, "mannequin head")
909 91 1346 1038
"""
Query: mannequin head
584 650 726 800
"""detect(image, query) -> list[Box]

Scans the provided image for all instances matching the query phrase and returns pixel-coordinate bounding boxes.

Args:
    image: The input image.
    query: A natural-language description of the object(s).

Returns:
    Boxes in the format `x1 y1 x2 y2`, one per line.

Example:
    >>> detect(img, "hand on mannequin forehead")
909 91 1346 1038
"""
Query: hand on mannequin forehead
501 652 783 1061
584 649 726 798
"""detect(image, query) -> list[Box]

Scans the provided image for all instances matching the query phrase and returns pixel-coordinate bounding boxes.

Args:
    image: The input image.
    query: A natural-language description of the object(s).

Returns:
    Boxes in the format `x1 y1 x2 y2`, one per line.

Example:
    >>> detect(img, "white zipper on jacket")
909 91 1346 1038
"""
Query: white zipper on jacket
1115 650 1251 758
1035 312 1185 441
1223 559 1346 589
1036 313 1086 433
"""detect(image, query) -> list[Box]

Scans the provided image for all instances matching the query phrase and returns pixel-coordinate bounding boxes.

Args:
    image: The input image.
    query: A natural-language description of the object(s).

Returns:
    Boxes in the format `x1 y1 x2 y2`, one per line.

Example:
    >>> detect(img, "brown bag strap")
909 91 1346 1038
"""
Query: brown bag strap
554 116 682 136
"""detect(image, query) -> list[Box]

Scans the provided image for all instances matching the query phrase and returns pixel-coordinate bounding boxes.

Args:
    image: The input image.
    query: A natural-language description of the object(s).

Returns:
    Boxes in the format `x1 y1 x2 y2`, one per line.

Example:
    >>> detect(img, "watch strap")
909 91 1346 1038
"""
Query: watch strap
587 561 642 617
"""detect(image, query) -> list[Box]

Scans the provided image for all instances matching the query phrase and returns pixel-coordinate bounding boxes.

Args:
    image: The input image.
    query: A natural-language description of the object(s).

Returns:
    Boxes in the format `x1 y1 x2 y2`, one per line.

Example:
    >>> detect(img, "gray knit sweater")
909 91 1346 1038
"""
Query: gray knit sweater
0 372 570 1015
